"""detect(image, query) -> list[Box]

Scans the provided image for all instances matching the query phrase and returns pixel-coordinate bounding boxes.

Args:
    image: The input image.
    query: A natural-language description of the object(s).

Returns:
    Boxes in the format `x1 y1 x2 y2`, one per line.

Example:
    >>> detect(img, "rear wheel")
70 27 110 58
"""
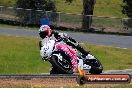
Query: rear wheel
49 53 73 74
85 56 103 74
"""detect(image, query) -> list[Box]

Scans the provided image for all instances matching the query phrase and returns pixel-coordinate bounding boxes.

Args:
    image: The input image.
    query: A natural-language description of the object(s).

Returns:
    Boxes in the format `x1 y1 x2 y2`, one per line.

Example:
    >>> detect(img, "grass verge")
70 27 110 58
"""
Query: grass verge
0 35 132 74
0 24 38 30
81 43 132 70
56 0 126 18
0 35 51 74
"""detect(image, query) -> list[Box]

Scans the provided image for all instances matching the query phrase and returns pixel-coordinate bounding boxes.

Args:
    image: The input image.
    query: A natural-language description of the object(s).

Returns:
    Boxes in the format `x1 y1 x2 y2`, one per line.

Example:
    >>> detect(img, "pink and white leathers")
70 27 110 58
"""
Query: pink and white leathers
54 41 78 71
40 35 79 72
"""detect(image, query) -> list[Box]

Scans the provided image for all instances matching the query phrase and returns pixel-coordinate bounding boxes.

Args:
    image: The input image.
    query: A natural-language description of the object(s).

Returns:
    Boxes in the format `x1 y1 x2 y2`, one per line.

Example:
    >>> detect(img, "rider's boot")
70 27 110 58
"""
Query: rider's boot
79 48 95 60
76 44 93 59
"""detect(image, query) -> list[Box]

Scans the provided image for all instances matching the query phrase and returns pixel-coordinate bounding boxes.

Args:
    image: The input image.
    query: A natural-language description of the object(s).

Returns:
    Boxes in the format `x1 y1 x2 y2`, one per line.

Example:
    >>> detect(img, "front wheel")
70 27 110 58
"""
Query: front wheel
50 67 60 74
49 53 73 74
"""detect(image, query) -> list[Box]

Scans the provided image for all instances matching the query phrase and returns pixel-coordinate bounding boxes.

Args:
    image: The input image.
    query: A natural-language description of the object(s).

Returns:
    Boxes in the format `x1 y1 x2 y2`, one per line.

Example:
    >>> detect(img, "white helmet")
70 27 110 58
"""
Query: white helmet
39 25 51 38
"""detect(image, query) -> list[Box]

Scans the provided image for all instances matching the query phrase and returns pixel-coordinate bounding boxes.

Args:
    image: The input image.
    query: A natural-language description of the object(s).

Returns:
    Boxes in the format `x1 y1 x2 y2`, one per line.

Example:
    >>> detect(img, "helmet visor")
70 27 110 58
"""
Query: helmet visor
39 31 48 39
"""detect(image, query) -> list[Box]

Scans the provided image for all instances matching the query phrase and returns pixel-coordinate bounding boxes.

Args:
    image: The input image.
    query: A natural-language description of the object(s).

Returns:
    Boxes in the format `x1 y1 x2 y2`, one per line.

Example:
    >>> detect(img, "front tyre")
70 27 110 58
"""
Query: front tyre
89 58 103 74
50 67 60 74
49 53 73 74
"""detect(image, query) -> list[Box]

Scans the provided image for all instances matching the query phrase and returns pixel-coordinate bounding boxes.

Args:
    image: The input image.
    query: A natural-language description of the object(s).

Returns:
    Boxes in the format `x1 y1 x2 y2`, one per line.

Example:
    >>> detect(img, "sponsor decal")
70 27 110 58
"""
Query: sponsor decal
76 74 131 85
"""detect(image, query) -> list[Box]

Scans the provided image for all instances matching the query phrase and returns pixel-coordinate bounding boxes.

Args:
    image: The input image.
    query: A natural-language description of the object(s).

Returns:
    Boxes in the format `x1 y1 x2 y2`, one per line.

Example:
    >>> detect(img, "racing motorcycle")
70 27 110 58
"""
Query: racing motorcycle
40 37 103 74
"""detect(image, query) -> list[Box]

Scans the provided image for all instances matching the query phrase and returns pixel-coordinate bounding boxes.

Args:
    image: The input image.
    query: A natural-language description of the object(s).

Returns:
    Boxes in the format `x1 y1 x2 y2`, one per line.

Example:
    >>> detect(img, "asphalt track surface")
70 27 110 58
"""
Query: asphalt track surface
0 74 131 80
0 74 131 78
0 28 132 49
0 28 132 75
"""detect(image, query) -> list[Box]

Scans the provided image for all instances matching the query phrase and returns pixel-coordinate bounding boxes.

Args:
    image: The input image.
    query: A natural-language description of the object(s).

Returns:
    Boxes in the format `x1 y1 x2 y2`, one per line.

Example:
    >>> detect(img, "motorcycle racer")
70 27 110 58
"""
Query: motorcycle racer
39 25 92 72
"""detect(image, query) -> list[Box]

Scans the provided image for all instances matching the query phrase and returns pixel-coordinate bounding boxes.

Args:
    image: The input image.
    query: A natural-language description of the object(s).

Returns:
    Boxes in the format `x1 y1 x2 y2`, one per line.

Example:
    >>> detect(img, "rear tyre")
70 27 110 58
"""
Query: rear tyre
85 56 103 74
89 58 103 74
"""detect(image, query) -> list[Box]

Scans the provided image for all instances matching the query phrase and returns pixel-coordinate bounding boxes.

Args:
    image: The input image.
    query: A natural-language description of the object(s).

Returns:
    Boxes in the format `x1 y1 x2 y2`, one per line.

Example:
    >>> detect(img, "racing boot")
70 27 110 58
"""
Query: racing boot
75 44 93 59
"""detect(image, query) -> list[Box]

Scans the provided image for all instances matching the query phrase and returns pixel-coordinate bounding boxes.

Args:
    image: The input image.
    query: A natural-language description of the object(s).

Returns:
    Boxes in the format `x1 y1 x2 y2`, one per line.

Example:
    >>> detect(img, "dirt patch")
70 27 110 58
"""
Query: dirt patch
0 78 131 88
0 78 77 88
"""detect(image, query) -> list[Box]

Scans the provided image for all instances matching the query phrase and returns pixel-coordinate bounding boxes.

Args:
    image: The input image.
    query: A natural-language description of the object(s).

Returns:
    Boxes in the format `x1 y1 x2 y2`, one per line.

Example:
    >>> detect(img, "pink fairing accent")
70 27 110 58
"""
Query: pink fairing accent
54 42 78 71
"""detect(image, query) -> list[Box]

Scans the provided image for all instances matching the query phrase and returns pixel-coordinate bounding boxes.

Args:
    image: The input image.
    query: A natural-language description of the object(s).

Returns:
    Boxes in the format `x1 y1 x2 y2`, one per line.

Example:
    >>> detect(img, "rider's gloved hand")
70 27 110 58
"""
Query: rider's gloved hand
58 33 68 38
56 33 68 42
68 37 77 43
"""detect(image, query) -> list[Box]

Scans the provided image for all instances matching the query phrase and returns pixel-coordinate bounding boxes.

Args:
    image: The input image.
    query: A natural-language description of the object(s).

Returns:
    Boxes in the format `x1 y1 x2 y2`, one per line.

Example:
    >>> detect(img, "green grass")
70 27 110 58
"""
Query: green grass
0 24 39 30
0 35 132 74
0 0 127 18
0 0 16 7
81 43 132 70
94 0 126 17
0 35 51 74
56 0 126 18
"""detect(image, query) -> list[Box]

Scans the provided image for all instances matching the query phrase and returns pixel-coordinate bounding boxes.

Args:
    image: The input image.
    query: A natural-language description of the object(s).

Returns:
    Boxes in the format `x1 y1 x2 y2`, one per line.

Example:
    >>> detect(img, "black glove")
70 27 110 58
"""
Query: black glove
68 37 77 43
52 30 59 39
